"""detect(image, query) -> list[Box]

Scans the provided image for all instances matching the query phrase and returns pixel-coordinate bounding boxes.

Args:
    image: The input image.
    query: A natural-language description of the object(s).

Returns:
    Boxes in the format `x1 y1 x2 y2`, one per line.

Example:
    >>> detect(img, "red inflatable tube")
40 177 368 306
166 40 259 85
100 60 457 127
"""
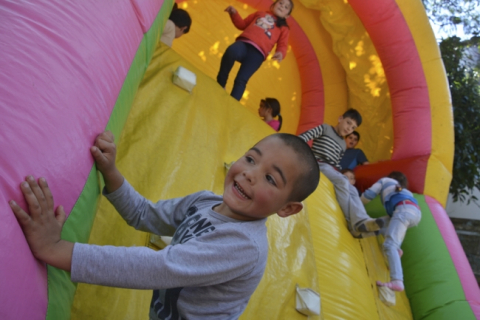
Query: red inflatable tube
354 154 429 194
348 0 432 161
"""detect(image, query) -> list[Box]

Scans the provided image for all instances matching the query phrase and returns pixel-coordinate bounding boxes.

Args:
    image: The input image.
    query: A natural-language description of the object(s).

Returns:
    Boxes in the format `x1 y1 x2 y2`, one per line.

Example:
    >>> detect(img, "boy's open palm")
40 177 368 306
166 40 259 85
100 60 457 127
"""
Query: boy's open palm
10 176 73 271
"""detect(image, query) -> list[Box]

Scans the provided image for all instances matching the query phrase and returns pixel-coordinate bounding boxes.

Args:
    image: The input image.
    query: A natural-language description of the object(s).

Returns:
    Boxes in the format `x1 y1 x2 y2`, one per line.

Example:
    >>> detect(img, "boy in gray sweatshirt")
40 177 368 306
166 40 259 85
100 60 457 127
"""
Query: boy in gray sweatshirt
10 131 319 320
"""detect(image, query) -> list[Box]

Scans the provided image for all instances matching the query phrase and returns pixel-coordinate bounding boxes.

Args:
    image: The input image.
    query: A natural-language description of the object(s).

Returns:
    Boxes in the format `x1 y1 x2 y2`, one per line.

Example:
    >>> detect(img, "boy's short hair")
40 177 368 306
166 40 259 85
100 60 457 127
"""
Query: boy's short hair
169 8 192 33
388 171 408 189
341 168 355 175
342 109 362 126
272 133 320 202
347 131 360 141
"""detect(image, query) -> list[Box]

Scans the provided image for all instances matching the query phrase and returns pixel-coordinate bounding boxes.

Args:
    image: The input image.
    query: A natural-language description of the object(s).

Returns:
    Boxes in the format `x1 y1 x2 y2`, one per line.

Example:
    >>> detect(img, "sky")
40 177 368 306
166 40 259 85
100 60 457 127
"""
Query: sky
431 23 466 41
426 2 480 41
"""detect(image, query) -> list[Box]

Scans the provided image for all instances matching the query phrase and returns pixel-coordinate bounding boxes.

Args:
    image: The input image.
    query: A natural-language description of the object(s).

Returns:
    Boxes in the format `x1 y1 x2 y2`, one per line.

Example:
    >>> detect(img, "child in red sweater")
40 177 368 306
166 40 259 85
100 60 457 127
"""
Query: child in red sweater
217 0 293 101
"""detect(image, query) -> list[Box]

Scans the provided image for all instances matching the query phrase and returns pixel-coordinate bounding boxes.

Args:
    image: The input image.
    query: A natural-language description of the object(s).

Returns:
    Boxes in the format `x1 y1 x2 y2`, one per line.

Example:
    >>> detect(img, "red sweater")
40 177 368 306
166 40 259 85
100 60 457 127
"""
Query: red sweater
229 11 290 59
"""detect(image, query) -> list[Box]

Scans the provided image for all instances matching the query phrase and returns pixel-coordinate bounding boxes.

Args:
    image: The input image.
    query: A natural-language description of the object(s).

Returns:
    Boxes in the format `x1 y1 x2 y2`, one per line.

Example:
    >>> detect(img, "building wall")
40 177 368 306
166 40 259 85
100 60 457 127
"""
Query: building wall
446 188 480 220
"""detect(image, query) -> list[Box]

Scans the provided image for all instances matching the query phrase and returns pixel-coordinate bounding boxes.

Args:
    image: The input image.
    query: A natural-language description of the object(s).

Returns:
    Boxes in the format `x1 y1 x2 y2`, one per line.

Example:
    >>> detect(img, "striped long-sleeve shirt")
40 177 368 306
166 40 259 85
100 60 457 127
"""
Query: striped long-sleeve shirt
298 124 346 169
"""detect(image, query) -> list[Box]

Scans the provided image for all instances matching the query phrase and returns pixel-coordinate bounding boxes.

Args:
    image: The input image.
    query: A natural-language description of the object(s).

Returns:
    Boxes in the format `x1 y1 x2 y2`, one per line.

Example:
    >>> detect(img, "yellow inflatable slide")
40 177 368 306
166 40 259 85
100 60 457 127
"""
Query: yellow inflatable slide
2 0 479 319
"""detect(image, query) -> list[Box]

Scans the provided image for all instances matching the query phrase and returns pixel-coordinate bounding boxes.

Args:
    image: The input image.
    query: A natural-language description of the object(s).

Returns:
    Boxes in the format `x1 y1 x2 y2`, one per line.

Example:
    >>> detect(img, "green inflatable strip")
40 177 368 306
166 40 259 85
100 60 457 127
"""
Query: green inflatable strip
46 167 100 320
365 195 473 320
45 2 173 320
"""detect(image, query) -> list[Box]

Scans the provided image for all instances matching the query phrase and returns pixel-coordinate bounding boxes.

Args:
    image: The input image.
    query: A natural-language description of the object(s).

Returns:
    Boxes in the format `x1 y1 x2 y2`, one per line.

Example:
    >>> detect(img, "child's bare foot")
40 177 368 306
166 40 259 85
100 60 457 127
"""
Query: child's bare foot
398 249 403 258
376 280 404 292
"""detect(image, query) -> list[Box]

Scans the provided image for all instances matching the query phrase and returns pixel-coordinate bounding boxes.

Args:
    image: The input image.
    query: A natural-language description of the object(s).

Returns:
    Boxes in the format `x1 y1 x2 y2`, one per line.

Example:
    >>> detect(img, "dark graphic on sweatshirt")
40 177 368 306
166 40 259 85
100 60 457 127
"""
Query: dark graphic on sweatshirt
255 14 275 39
151 205 217 319
172 206 216 245
152 287 185 320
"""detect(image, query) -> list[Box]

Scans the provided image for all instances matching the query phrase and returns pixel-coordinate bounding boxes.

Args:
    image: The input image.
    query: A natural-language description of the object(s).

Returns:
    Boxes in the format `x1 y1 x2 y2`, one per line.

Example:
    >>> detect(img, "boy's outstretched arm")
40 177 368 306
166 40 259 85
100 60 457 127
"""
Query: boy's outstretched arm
298 124 324 142
10 176 73 271
90 131 124 193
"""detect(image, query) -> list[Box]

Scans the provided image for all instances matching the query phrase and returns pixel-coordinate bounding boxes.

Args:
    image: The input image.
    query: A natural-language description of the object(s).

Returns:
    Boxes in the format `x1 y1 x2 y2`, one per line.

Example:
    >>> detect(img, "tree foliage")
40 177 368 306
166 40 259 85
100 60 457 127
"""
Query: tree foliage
421 1 480 203
422 0 480 38
439 36 480 203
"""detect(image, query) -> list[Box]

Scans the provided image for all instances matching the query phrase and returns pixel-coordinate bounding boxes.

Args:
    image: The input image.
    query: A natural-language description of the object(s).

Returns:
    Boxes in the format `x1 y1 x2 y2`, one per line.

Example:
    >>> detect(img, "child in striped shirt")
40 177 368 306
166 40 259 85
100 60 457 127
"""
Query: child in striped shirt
299 109 386 238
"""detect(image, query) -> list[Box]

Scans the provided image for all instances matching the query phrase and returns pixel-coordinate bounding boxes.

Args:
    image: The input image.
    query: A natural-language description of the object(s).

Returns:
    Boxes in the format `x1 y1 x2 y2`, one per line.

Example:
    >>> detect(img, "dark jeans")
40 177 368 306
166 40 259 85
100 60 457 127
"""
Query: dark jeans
216 41 264 101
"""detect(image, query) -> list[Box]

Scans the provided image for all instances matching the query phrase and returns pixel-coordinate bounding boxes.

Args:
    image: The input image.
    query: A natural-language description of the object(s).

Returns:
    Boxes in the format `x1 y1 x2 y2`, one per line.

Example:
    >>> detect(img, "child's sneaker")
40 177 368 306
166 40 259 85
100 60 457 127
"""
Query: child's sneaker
350 229 379 239
350 229 363 238
377 216 390 229
376 280 404 292
355 218 386 233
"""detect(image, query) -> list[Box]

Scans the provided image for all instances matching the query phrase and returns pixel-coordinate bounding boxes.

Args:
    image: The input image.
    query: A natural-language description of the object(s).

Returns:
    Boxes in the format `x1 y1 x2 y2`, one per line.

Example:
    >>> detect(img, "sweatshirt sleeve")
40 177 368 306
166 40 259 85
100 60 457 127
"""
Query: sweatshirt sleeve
104 179 204 236
361 178 384 204
298 124 324 143
230 11 255 30
71 227 261 290
275 26 290 58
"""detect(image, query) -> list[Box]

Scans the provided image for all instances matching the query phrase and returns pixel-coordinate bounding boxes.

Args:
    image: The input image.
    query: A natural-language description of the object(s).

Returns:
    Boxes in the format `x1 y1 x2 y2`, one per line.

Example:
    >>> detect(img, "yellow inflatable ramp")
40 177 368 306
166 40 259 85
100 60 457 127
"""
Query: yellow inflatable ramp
71 45 412 320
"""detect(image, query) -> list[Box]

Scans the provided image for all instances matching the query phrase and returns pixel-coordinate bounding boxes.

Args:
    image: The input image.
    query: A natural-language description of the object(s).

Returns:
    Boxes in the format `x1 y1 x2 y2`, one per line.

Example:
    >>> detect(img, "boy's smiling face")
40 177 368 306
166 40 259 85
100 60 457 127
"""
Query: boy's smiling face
215 136 303 221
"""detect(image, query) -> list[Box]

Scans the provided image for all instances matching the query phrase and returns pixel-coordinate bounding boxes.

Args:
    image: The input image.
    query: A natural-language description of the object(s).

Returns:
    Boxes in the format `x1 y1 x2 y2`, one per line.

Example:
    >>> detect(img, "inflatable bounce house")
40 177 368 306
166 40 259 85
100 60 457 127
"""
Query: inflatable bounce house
2 0 480 319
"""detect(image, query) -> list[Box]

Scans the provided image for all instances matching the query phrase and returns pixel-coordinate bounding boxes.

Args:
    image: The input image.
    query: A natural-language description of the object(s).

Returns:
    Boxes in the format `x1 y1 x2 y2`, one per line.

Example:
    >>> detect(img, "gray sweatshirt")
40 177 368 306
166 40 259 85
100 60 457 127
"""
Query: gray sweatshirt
71 179 268 319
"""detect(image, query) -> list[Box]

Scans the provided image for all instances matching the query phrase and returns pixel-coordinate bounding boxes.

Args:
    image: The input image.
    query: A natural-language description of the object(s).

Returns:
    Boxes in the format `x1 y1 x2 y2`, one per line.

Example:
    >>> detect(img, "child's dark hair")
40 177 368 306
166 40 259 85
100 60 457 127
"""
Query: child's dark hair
346 131 360 141
342 109 362 126
169 8 192 34
388 171 408 191
341 169 355 176
270 0 294 28
270 133 319 202
264 98 283 131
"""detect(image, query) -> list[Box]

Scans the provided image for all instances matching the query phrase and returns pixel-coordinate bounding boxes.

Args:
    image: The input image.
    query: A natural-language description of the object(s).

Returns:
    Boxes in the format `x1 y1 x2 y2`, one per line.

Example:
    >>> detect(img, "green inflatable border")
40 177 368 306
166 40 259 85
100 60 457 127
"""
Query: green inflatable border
45 2 173 319
365 195 475 320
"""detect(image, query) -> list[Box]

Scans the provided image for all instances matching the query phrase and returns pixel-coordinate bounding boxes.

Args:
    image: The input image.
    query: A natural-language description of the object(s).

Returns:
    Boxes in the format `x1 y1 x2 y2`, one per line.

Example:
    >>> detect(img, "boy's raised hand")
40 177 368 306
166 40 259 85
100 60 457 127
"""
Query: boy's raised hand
91 131 124 193
225 6 237 15
9 176 73 271
91 131 116 175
